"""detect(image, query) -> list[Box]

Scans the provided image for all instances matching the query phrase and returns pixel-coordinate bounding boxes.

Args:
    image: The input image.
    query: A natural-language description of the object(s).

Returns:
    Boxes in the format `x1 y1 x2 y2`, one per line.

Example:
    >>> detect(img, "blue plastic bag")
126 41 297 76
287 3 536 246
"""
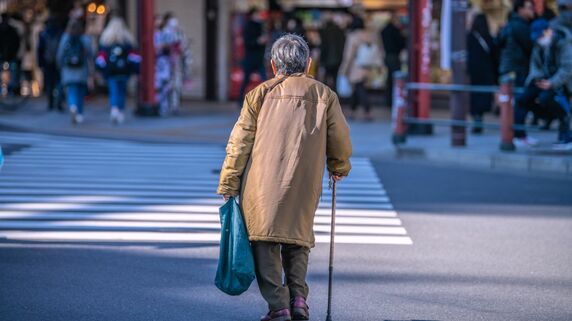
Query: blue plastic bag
336 75 353 98
215 197 255 296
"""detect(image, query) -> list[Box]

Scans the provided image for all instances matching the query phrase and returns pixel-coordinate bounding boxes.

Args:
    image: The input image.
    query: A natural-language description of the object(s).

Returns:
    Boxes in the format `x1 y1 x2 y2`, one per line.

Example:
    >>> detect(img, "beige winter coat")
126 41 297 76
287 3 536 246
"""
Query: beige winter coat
338 30 383 84
217 73 352 248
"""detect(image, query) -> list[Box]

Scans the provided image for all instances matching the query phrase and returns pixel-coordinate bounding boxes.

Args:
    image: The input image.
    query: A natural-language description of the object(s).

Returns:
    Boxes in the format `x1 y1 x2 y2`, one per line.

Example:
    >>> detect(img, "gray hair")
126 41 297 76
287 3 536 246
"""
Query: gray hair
270 34 310 75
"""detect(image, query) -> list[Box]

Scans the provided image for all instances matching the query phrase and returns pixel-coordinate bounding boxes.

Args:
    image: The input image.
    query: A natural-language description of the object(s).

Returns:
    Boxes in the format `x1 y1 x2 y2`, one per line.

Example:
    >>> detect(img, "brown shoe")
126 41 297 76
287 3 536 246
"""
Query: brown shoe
291 296 309 320
260 308 291 321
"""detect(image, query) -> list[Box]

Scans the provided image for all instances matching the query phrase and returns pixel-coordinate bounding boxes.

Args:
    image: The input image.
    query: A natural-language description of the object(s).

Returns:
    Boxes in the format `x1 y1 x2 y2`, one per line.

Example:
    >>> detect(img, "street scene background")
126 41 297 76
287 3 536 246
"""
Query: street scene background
0 0 571 320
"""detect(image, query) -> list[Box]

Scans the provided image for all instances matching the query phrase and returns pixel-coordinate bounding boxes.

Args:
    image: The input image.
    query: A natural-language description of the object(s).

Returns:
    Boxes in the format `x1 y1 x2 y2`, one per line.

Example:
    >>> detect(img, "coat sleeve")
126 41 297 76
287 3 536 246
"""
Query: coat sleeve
326 93 352 176
338 34 354 77
526 46 544 85
217 92 259 195
548 40 572 89
56 33 67 70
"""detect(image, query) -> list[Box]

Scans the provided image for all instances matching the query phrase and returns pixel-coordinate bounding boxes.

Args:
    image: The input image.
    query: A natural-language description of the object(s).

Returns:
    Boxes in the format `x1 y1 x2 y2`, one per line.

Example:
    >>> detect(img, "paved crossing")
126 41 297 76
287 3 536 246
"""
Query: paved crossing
0 131 412 245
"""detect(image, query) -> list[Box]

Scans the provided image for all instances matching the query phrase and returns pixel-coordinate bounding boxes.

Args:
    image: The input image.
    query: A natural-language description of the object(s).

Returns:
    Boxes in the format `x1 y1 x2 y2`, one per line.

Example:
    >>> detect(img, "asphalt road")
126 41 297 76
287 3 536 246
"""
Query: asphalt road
1 157 571 321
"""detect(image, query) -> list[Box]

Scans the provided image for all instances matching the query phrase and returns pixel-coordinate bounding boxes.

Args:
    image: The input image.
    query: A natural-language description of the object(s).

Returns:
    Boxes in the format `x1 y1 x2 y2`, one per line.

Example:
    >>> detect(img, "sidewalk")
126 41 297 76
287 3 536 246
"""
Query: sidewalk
0 97 570 175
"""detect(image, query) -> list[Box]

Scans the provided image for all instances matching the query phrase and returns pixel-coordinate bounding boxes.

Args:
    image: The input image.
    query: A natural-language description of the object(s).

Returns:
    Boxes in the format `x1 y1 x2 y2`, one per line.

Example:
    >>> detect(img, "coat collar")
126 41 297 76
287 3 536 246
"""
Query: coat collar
275 72 313 79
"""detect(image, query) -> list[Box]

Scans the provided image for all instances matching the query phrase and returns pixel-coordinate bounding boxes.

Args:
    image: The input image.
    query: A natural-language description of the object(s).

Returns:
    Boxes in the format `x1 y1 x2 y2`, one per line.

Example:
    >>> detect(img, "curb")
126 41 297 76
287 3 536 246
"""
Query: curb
394 146 572 175
0 122 226 146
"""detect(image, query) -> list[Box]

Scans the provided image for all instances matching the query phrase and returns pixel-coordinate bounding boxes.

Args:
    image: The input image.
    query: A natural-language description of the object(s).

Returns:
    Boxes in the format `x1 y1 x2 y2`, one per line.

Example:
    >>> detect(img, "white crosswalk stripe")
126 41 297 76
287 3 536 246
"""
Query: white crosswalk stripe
0 132 412 245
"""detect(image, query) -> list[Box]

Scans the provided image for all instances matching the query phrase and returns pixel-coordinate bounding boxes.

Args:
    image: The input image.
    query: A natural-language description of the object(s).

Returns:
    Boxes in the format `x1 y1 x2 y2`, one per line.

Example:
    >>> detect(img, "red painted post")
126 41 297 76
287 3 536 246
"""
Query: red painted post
136 0 158 116
408 0 433 135
418 0 432 121
499 74 516 151
391 72 408 145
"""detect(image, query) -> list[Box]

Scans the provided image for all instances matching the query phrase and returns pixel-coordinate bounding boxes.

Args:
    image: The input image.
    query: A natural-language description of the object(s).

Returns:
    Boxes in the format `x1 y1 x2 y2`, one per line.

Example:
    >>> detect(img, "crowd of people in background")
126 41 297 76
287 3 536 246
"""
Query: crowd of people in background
467 0 572 147
0 5 193 125
238 2 571 146
237 7 407 122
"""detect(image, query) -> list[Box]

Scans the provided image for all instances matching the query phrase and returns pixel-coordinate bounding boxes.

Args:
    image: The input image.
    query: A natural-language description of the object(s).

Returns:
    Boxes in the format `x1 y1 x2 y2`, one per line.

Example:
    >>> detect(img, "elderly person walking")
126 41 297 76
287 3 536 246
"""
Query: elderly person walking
217 34 352 321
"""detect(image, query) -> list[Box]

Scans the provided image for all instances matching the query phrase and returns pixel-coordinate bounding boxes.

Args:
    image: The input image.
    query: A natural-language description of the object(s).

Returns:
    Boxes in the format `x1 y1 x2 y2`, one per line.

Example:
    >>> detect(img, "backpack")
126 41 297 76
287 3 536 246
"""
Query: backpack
107 44 130 75
43 32 61 65
63 36 85 68
355 42 381 68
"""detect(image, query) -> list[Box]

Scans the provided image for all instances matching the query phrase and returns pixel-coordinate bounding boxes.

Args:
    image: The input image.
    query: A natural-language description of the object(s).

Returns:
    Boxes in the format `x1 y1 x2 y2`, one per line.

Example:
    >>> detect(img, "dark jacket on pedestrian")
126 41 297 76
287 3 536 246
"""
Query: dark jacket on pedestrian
498 13 533 81
37 21 64 69
95 44 140 78
243 18 265 67
467 31 498 115
467 32 498 85
381 22 405 56
0 16 20 62
319 21 345 69
526 26 572 93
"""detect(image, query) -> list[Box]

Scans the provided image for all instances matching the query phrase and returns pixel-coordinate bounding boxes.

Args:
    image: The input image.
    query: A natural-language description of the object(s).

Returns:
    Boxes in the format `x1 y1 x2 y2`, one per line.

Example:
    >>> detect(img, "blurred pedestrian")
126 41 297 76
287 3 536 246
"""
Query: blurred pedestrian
154 14 171 116
218 34 352 321
238 8 268 107
57 19 93 124
158 13 192 115
381 11 406 107
96 17 140 124
498 0 535 86
265 18 285 68
513 18 572 147
162 13 192 113
339 17 383 121
553 0 572 33
284 16 305 37
320 13 346 91
0 13 21 95
38 16 65 111
467 13 498 134
19 8 39 97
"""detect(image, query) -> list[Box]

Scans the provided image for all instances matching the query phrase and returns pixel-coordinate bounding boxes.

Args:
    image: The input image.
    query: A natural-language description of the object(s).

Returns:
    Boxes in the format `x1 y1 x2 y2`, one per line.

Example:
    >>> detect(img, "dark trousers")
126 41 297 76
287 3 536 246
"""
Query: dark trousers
351 82 371 113
42 64 63 110
384 54 401 107
238 56 267 106
515 83 570 138
251 241 310 311
324 65 340 92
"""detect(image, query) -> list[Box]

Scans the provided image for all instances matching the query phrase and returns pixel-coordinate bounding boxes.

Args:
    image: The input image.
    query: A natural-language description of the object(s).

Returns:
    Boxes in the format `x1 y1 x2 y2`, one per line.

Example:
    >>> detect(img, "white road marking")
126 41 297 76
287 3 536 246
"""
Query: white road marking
0 131 412 245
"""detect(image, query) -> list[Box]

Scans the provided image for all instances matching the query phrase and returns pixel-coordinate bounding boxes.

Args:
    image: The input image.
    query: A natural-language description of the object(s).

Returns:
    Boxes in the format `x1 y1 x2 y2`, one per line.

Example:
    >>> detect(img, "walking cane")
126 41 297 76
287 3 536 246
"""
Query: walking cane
325 177 337 321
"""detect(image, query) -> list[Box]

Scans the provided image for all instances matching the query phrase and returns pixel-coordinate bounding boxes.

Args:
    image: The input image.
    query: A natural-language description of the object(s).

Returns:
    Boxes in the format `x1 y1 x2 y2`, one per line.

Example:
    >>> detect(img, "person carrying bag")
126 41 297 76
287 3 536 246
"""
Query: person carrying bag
217 34 352 321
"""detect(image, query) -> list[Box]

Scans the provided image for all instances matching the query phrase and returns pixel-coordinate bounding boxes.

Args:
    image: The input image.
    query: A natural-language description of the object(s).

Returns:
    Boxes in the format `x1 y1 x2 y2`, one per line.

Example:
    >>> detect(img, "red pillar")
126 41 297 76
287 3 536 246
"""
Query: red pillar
499 75 516 151
391 72 408 145
408 0 432 135
137 0 158 115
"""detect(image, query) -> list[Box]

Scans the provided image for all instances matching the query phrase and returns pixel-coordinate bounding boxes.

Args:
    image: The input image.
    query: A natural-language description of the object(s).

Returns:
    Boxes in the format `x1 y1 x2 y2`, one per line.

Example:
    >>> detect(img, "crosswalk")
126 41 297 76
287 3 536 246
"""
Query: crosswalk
0 131 412 245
